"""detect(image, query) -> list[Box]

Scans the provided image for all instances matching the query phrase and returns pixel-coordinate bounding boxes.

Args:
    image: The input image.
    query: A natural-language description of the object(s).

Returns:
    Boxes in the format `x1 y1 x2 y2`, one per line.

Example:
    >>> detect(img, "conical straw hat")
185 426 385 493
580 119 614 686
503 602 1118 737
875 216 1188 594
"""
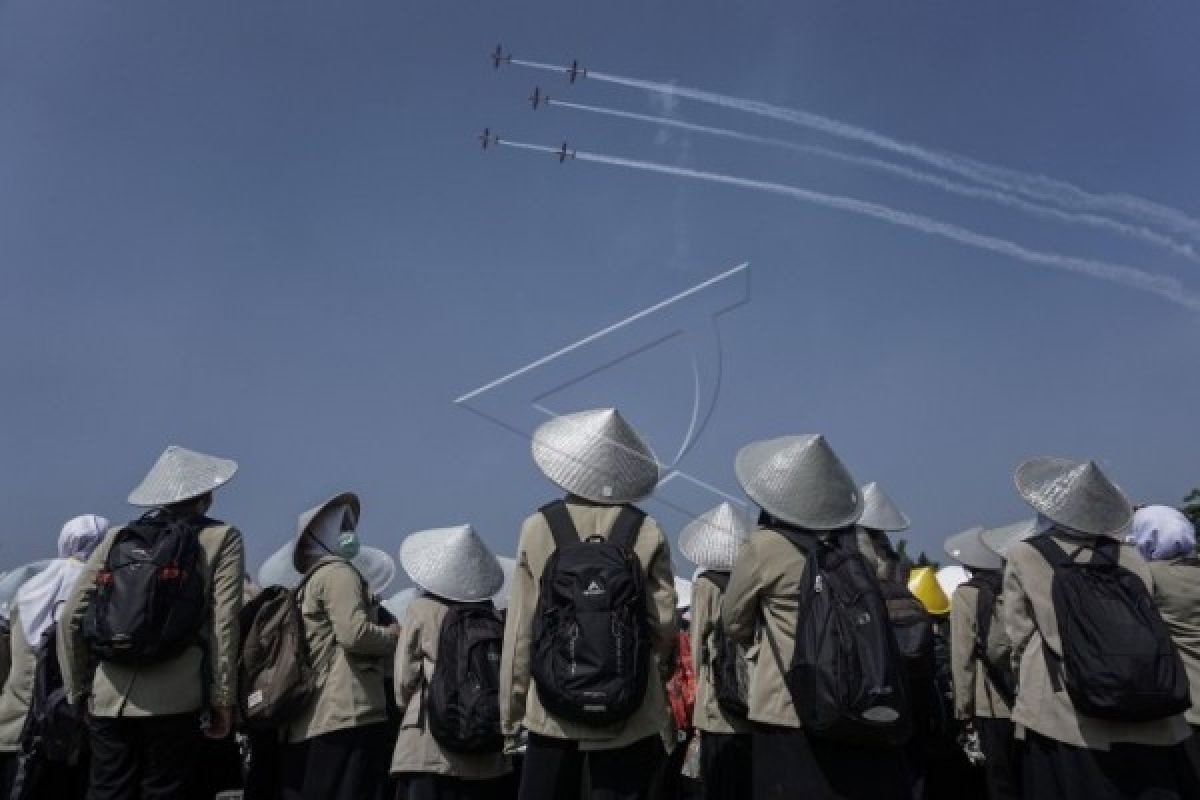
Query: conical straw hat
857 482 911 532
128 445 238 507
735 434 862 530
981 518 1037 559
399 525 504 603
493 556 517 611
258 540 394 594
382 587 419 622
1014 457 1131 538
943 526 1003 571
679 502 753 571
531 409 659 504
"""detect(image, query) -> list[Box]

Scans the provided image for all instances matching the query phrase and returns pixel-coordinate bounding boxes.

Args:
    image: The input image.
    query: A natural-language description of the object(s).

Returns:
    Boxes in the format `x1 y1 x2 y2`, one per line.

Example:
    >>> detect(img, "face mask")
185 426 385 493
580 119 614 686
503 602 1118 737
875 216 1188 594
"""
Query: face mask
337 531 361 560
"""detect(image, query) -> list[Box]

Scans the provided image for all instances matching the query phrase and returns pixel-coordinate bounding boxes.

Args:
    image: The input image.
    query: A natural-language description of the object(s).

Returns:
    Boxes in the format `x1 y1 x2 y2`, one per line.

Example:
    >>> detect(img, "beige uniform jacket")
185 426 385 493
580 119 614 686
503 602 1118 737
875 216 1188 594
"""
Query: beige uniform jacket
0 609 36 751
499 499 676 751
1148 557 1200 726
689 574 750 735
59 521 244 718
855 528 902 582
949 582 1012 721
390 595 510 778
1002 533 1192 749
722 526 811 729
287 557 397 743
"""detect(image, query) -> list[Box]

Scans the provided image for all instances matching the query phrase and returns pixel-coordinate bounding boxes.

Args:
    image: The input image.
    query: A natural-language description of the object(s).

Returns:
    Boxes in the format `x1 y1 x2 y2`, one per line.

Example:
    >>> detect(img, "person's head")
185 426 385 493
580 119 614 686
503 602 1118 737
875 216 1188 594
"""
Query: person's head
58 514 109 560
1129 505 1196 561
166 492 213 517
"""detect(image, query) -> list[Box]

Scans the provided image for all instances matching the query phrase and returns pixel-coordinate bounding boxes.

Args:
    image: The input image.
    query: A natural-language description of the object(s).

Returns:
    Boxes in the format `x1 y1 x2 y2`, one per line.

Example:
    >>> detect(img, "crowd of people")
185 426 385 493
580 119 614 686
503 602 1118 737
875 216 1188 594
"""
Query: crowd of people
0 407 1197 800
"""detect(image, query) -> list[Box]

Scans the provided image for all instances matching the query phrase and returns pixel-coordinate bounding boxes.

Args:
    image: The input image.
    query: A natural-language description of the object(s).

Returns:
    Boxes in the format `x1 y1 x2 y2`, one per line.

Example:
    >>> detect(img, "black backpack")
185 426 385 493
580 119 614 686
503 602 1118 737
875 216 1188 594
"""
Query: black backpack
83 510 209 664
768 528 912 746
1029 534 1191 722
427 602 505 753
864 532 935 670
698 571 749 719
964 570 1017 707
237 562 338 731
531 500 649 725
19 621 85 765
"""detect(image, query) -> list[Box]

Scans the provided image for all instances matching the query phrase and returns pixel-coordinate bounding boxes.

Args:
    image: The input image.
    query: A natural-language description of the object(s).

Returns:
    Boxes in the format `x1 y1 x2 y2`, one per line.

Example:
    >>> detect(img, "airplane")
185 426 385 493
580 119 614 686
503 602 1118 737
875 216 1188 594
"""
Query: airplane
529 86 548 110
490 44 511 69
556 142 576 163
566 59 587 83
479 128 499 149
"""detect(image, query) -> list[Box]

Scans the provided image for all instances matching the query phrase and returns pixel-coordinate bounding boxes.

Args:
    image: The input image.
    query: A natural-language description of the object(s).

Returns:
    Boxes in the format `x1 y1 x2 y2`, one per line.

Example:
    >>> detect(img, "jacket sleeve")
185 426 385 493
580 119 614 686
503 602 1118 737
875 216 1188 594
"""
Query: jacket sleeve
949 587 977 720
1001 558 1035 678
58 539 106 706
323 565 397 656
643 518 678 670
499 517 538 737
394 612 424 716
721 536 763 646
208 527 245 708
691 580 710 679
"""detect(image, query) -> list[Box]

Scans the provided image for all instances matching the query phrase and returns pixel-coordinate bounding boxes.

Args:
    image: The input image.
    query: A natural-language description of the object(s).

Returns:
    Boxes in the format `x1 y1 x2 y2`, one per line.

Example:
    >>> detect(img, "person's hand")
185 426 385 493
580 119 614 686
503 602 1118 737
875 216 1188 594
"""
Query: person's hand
203 705 234 740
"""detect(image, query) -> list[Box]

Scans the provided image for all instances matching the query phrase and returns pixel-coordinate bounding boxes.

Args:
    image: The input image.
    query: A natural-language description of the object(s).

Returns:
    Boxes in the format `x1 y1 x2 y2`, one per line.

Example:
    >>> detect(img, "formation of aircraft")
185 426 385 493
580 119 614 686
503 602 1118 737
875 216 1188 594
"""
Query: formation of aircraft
484 47 580 164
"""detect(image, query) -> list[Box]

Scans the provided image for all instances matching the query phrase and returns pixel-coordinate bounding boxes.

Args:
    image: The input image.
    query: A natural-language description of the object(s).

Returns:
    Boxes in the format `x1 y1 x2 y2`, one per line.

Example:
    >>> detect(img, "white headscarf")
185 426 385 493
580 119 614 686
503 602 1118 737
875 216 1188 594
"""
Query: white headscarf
1129 505 1196 562
15 514 109 645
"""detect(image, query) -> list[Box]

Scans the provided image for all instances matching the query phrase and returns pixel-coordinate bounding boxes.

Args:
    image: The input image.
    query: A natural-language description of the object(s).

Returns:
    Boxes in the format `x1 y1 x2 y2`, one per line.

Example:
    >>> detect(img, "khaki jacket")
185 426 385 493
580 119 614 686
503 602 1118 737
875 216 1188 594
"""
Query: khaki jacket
689 574 750 735
855 528 905 582
722 526 811 729
1148 557 1200 726
1002 533 1192 749
949 582 1012 721
287 557 397 743
59 520 244 718
390 595 510 778
0 608 36 751
499 499 676 751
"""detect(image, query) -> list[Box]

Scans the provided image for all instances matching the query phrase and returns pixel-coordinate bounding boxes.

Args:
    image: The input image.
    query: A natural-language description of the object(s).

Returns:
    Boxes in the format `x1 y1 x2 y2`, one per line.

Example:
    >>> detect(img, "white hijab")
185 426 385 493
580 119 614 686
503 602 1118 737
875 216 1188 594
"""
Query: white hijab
16 514 108 645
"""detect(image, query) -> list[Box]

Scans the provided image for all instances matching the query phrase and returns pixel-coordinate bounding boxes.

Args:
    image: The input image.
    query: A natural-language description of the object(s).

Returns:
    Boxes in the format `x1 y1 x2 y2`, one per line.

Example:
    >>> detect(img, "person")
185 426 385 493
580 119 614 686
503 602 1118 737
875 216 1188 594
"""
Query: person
854 482 912 582
947 523 1023 800
391 524 511 799
60 445 245 800
1128 506 1200 739
0 561 54 796
722 434 910 800
281 492 399 800
1001 457 1200 799
500 408 676 800
678 502 752 800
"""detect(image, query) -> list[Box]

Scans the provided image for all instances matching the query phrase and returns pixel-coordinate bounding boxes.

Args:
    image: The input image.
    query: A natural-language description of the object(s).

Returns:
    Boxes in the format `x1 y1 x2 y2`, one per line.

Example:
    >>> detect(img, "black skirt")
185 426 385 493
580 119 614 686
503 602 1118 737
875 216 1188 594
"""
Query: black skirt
752 724 910 800
1023 730 1200 800
281 722 391 800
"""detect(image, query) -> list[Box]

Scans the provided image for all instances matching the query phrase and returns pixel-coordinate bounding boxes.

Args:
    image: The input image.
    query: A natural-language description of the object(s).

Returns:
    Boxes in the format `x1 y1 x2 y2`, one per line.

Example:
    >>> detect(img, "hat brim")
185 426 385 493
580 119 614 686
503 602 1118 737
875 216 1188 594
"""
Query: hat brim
399 529 505 603
943 526 1004 571
291 492 361 573
734 437 861 531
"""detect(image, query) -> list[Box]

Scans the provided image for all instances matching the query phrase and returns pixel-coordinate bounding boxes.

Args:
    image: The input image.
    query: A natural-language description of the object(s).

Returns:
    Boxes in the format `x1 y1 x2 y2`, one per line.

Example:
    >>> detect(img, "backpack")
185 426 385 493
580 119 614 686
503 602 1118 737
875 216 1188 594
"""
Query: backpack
665 629 695 733
18 621 85 765
964 571 1017 707
699 571 750 719
426 602 505 753
531 500 649 725
1029 534 1191 722
238 563 335 731
864 533 934 669
767 529 912 746
83 510 209 664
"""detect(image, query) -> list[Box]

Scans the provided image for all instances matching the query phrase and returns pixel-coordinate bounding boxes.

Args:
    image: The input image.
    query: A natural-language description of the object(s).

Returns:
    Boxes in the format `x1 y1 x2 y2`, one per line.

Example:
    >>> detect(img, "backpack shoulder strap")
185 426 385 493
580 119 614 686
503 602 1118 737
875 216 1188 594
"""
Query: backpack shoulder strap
973 580 997 658
609 505 647 550
539 500 582 550
1028 533 1071 568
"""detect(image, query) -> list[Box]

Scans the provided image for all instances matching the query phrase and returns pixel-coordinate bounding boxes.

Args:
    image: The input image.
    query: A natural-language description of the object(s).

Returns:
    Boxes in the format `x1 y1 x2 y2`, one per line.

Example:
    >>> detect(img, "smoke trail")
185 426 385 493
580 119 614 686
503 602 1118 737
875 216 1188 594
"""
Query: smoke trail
497 139 1200 312
510 59 1200 243
550 99 1200 264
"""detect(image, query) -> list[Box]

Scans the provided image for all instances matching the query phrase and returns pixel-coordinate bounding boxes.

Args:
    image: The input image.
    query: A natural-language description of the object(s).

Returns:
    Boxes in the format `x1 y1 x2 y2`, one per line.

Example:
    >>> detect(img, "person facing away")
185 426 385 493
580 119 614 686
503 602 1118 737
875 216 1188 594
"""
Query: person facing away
1128 505 1200 739
391 524 511 800
499 408 677 800
280 492 399 800
853 481 913 583
1001 457 1200 800
59 445 245 800
721 434 911 800
678 502 753 800
945 523 1021 800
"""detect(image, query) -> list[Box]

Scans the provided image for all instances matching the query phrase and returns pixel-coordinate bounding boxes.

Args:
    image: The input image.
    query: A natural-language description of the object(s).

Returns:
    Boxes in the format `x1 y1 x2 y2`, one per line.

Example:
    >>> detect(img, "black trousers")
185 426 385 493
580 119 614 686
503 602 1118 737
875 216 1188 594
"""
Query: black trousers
698 732 751 800
86 713 200 800
1023 729 1200 800
976 717 1021 800
0 752 18 799
517 734 664 800
752 724 910 800
281 722 390 800
393 773 511 800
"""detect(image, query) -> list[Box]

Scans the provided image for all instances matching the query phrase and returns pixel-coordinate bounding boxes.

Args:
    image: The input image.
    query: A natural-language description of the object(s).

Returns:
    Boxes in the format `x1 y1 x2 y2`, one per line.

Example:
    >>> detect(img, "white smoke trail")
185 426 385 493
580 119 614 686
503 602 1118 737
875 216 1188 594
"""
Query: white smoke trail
509 59 1200 244
550 99 1200 263
497 139 1200 312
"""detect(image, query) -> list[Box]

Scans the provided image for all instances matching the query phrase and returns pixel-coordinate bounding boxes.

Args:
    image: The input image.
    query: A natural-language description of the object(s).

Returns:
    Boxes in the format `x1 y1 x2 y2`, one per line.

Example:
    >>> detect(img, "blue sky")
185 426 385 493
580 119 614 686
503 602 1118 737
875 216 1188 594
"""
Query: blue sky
2 1 1198 580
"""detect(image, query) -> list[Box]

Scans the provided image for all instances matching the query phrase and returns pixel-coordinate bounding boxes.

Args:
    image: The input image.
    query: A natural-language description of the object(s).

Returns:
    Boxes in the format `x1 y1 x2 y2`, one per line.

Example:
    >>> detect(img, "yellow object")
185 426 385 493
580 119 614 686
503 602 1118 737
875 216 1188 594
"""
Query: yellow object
908 566 950 615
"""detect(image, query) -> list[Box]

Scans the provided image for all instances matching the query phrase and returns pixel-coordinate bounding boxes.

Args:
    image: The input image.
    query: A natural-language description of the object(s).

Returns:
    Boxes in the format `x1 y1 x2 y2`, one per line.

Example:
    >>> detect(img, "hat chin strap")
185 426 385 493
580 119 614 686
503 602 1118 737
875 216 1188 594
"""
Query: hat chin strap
305 504 354 558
